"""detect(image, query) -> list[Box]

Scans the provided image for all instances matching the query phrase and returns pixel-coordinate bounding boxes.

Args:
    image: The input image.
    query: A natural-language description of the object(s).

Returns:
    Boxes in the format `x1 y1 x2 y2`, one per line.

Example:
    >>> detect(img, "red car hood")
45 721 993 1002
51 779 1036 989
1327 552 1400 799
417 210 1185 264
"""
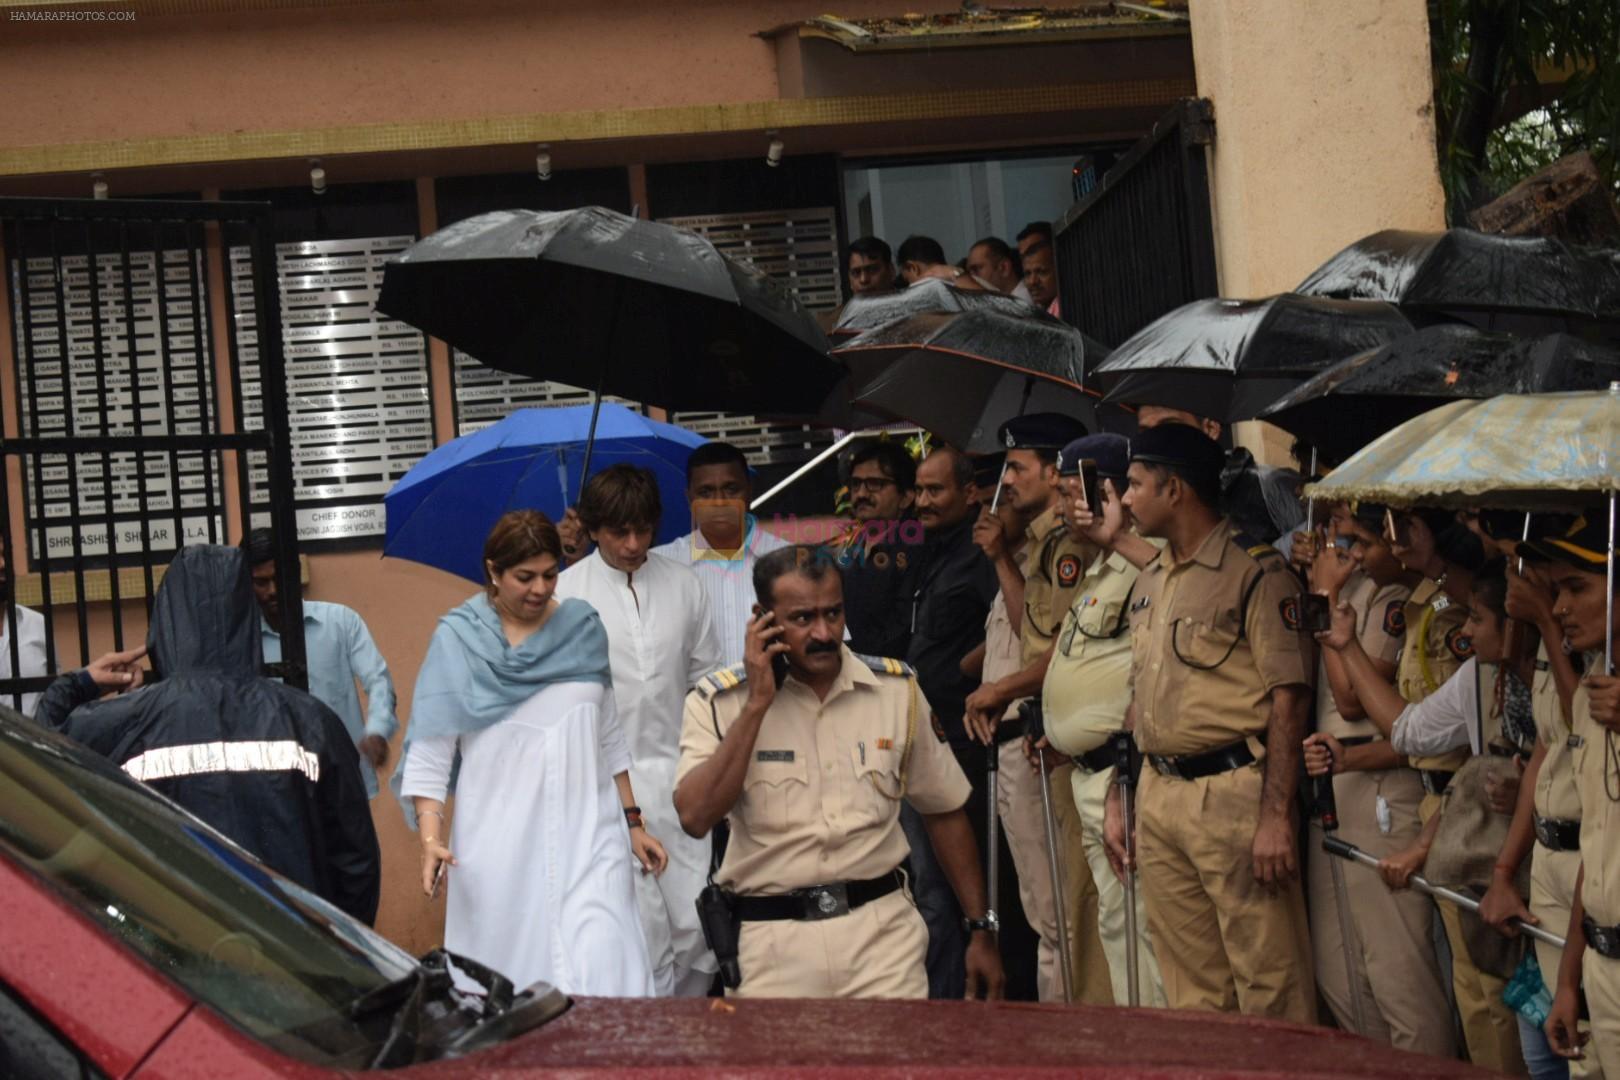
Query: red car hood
400 996 1493 1078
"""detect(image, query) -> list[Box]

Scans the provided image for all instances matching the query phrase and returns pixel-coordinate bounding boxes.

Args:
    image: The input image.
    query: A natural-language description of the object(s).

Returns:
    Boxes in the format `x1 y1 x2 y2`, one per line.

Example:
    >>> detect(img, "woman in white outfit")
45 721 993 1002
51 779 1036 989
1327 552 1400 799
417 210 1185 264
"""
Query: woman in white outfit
395 509 667 996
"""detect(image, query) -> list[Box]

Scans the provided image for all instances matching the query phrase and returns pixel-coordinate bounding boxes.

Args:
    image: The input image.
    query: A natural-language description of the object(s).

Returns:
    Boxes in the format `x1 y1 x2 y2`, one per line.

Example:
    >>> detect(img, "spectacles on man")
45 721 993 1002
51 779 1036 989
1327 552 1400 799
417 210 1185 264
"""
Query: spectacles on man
849 477 898 494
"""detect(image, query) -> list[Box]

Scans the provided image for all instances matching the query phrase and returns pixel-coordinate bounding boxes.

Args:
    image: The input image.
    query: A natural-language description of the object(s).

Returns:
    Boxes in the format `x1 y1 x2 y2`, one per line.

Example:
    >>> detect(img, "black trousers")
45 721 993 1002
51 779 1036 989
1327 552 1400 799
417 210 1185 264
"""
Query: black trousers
900 743 1040 1000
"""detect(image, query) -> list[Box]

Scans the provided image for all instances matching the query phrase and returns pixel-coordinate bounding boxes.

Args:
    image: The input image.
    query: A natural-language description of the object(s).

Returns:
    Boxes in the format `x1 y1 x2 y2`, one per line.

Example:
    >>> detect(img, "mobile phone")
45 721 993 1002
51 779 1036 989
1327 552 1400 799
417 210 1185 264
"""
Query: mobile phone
772 651 790 688
1301 593 1333 633
1079 460 1101 514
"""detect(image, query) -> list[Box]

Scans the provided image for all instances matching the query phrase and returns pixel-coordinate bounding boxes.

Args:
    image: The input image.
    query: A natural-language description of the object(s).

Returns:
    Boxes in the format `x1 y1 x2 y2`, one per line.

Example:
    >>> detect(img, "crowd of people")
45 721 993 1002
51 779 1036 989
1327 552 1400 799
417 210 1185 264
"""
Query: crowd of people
12 225 1620 1079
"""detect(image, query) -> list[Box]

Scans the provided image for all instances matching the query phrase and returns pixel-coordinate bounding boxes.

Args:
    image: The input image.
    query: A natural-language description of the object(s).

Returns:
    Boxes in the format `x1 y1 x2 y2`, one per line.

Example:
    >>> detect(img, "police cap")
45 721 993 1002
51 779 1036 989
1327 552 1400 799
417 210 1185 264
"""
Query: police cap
1518 510 1609 574
997 412 1089 452
1351 500 1390 533
1058 433 1129 482
1129 423 1225 488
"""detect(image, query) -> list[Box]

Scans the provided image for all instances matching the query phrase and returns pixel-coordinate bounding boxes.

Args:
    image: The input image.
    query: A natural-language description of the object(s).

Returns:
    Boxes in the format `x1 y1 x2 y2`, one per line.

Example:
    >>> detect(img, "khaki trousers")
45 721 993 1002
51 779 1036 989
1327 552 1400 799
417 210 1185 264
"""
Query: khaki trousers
1136 763 1315 1022
731 888 928 1000
1583 949 1620 1079
1071 763 1166 1006
1531 844 1596 1077
1419 792 1525 1074
996 742 1112 1003
1307 768 1454 1055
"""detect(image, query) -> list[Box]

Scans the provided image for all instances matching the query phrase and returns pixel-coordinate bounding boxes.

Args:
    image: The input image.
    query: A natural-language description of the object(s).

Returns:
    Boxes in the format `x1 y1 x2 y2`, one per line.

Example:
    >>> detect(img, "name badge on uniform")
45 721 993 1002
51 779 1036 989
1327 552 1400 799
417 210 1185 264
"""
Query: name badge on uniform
1130 596 1151 614
756 750 795 762
1431 594 1451 613
1569 734 1586 750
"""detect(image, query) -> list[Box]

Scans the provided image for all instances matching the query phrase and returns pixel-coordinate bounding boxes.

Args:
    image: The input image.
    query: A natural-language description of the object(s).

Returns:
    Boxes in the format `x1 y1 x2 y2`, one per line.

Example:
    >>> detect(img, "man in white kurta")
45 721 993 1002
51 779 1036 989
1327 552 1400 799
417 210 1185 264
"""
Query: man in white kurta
558 507 724 997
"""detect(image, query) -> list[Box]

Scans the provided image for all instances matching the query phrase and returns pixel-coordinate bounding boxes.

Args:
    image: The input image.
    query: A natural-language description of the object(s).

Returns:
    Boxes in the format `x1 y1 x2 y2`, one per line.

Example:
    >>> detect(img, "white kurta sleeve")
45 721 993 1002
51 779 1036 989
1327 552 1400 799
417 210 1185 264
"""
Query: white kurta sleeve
685 581 725 687
596 685 633 776
399 733 459 802
1391 657 1479 757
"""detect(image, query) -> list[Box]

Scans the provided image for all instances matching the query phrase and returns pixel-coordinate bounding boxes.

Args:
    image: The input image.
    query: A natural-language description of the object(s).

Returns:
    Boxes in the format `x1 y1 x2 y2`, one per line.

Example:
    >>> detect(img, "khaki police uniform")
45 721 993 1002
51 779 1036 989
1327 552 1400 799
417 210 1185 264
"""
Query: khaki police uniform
676 646 972 999
1306 573 1455 1055
1529 646 1596 1075
1398 577 1521 1071
1399 577 1475 788
983 572 1069 1002
1572 678 1620 1077
1128 520 1316 1022
1007 504 1113 1004
1043 541 1167 1007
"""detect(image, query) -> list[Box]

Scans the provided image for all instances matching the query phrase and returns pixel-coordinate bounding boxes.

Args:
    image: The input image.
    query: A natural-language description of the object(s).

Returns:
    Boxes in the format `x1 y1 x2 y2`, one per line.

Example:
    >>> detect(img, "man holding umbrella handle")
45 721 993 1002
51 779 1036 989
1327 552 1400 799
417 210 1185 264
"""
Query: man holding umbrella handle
964 413 1111 1004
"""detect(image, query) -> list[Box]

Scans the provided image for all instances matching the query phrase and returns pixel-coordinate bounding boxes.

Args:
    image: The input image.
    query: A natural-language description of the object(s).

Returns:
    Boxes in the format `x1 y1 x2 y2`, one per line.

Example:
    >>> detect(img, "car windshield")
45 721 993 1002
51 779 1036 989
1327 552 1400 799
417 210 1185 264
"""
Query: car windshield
0 715 427 1068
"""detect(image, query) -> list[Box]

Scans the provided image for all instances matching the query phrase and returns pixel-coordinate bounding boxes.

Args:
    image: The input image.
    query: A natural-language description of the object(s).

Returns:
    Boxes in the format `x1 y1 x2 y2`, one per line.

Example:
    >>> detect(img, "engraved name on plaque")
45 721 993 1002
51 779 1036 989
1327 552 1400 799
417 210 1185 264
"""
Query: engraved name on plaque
229 236 432 542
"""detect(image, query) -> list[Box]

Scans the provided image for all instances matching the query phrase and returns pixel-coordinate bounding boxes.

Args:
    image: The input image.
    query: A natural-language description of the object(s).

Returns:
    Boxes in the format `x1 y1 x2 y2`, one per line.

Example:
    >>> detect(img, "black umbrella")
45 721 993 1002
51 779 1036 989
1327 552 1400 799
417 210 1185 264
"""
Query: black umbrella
1094 293 1416 422
835 308 1126 453
785 281 1058 431
831 278 1038 339
1259 325 1620 462
377 207 843 466
1296 228 1620 333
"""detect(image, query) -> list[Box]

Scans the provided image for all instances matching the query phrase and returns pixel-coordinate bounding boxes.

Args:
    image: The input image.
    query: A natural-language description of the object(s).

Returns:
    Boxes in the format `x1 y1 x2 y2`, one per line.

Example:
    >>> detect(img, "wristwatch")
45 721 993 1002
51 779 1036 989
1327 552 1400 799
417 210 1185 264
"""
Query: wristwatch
963 909 1000 934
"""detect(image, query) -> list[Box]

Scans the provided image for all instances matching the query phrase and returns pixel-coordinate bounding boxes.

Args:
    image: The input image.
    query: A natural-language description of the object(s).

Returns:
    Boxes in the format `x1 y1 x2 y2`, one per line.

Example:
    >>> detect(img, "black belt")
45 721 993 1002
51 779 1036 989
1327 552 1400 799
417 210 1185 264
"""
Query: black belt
1584 915 1620 960
1074 742 1118 774
1534 814 1581 852
734 869 903 923
1148 738 1256 781
1418 769 1455 796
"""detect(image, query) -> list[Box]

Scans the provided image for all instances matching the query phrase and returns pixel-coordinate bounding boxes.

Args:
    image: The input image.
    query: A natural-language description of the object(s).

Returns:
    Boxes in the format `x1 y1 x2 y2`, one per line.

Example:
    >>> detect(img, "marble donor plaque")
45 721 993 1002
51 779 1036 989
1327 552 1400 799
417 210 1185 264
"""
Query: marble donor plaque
8 248 227 560
229 236 432 542
451 347 636 436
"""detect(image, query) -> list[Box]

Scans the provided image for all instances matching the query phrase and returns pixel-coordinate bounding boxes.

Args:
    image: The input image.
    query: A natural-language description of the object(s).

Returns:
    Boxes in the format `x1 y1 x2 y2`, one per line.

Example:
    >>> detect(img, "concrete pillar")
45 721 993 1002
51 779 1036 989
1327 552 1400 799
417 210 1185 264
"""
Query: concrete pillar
1189 0 1447 462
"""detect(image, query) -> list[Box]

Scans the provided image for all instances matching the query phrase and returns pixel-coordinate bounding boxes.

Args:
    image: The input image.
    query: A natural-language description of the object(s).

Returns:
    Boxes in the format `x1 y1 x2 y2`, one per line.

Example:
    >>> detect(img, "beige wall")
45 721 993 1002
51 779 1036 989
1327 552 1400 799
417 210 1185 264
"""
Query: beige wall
1189 0 1446 298
0 0 964 149
312 552 474 955
1189 0 1447 463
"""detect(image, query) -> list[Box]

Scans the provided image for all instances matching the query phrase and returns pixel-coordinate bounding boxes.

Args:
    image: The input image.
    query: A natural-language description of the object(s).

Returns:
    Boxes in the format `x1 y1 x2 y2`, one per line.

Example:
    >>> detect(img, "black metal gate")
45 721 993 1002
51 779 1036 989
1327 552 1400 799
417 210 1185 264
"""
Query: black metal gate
1054 98 1219 348
0 196 306 713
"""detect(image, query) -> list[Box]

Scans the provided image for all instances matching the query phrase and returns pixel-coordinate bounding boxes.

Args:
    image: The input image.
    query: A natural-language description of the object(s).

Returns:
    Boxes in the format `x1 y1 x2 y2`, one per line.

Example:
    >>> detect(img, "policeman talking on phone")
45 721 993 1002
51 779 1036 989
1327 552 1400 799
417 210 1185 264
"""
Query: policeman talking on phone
673 545 1006 1000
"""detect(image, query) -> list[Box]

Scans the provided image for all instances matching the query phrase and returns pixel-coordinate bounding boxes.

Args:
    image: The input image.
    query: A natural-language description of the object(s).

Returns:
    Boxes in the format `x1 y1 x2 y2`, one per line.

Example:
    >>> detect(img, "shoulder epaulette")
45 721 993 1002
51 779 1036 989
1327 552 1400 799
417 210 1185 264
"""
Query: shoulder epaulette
1231 530 1282 562
853 652 915 677
695 663 749 699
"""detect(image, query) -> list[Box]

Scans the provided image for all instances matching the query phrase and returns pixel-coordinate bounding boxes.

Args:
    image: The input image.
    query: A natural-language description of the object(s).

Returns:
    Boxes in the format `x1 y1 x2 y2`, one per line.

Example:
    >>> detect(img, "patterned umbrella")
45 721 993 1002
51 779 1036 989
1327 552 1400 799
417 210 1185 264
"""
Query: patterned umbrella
1304 388 1620 511
1307 386 1620 668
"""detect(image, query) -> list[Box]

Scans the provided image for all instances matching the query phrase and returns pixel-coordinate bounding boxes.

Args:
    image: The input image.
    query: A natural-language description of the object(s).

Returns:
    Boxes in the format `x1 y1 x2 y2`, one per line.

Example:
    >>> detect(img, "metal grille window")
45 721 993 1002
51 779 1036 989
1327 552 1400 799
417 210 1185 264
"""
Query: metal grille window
0 197 306 702
228 236 433 543
8 242 225 563
660 208 839 466
1054 98 1217 348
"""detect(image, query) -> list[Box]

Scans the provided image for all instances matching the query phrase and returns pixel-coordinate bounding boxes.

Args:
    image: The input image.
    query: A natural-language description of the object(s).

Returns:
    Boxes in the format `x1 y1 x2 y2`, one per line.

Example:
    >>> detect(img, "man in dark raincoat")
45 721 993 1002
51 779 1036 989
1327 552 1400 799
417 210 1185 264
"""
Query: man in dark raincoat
34 544 381 924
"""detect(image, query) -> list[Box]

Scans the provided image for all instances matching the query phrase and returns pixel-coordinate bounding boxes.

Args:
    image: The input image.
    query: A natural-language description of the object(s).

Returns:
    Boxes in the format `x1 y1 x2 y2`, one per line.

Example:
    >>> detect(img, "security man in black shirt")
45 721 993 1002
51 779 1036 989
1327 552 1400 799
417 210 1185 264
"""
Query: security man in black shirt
901 443 1000 997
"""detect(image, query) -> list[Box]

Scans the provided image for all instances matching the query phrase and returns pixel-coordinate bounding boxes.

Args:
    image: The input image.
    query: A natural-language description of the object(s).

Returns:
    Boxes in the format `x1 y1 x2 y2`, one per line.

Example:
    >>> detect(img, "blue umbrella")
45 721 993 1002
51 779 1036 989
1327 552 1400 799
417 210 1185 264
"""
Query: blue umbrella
384 404 706 583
